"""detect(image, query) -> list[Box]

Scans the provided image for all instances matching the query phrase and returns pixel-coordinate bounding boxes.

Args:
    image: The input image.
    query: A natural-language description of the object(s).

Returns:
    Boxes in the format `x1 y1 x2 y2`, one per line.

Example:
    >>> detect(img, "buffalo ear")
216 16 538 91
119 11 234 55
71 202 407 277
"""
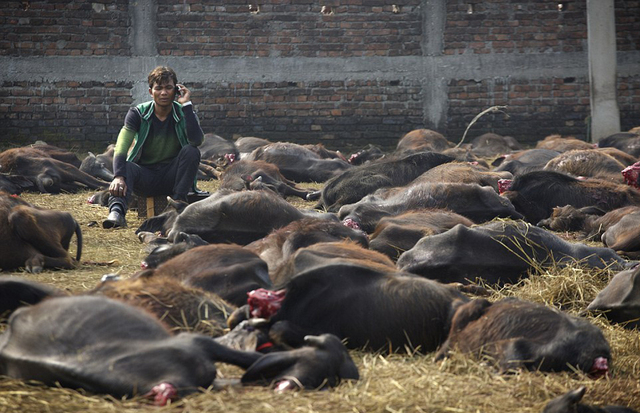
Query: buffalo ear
542 387 587 413
240 352 299 385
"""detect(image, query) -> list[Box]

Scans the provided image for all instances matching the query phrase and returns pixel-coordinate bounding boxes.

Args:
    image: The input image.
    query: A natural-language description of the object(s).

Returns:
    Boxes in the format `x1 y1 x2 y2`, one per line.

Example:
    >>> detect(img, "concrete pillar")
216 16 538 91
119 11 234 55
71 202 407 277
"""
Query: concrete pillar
421 0 448 133
129 0 159 104
587 0 621 142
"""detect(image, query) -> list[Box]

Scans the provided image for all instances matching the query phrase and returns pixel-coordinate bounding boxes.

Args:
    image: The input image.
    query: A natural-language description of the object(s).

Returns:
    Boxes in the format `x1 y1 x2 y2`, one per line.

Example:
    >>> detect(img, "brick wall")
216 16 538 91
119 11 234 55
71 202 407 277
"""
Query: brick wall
0 0 639 153
197 79 423 150
447 77 591 144
156 0 422 58
1 80 132 152
444 1 588 55
0 1 130 57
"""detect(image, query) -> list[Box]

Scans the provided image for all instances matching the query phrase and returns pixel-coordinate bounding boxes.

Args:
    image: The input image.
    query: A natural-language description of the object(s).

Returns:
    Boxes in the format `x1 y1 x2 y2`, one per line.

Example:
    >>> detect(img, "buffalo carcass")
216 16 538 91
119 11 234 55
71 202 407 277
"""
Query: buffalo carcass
0 173 33 195
220 159 313 200
166 189 335 245
245 217 368 275
543 386 638 413
492 148 560 177
199 133 239 164
241 334 359 391
316 151 455 212
347 144 386 165
133 243 272 307
139 231 209 269
245 142 351 183
543 149 627 183
539 205 640 258
0 275 67 316
0 147 108 193
0 295 262 405
468 133 521 159
238 262 470 353
501 170 640 224
411 161 512 192
434 298 611 377
587 264 640 329
28 142 83 167
0 192 82 273
235 136 272 159
369 209 475 261
397 220 627 286
270 240 396 288
393 129 453 156
339 181 522 233
79 144 115 182
89 275 237 336
536 135 596 152
596 131 640 158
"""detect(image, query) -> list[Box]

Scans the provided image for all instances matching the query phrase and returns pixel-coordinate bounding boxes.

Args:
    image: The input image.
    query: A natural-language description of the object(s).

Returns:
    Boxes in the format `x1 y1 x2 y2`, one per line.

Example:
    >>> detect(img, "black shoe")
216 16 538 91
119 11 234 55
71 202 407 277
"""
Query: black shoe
103 210 127 229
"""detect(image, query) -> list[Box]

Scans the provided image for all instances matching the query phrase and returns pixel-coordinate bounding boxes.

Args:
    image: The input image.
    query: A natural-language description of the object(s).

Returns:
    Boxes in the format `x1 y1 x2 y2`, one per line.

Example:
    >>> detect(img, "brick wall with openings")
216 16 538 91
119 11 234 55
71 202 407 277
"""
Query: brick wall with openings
156 0 423 58
0 1 130 57
0 0 639 153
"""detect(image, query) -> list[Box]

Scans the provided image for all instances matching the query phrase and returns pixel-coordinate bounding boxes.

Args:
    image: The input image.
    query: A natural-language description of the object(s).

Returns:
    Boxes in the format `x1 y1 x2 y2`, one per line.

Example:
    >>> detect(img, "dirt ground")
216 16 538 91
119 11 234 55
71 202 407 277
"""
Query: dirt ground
1 179 640 413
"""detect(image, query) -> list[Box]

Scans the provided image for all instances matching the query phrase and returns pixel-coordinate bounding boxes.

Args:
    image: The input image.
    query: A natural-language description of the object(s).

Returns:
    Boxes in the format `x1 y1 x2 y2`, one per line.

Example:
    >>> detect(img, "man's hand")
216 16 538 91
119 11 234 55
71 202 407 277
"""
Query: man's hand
176 84 191 105
109 176 127 197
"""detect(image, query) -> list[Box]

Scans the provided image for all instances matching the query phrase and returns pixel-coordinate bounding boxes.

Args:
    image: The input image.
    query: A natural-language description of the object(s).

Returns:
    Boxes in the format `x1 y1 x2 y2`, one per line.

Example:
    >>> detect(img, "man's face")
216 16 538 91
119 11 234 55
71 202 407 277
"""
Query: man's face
150 80 176 108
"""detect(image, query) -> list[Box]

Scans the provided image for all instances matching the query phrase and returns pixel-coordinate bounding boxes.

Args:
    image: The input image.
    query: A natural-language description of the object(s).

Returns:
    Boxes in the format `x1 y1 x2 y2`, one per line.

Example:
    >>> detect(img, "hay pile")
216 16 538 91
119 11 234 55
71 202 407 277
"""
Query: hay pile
1 180 640 413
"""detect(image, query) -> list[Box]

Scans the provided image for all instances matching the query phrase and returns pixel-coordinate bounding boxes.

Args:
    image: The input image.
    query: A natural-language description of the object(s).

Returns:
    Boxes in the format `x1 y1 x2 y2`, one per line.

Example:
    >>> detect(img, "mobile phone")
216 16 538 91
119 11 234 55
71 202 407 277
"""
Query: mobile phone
175 85 181 96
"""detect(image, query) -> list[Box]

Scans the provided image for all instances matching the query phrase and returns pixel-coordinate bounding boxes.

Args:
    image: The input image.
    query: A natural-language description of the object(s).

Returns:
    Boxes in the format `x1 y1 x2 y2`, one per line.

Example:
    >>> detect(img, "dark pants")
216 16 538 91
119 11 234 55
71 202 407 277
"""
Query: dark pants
108 145 200 213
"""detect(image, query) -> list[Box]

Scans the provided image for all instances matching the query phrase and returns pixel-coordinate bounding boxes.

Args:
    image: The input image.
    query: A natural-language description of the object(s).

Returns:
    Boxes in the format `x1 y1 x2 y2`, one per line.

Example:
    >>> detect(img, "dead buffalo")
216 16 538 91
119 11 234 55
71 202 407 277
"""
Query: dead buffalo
339 182 522 233
536 135 596 152
220 159 313 200
347 144 386 165
587 265 640 329
29 142 83 167
245 142 351 183
469 133 521 158
245 217 369 275
0 276 67 317
492 148 561 177
261 262 469 353
501 170 640 224
601 208 640 257
412 161 512 192
140 231 209 269
397 220 627 286
166 189 335 245
135 197 188 236
435 298 611 377
394 129 453 156
543 386 638 413
544 149 627 183
369 209 475 261
0 295 262 405
199 133 239 163
0 147 108 193
596 132 640 158
79 144 115 182
0 192 82 273
316 151 455 212
89 275 236 336
0 173 33 195
135 243 272 307
235 136 272 158
271 240 396 288
241 333 359 391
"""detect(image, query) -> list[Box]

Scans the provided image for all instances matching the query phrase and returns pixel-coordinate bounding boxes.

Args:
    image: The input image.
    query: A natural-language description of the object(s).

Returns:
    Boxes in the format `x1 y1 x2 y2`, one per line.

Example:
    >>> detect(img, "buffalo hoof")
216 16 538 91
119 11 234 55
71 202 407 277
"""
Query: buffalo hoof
103 210 127 229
